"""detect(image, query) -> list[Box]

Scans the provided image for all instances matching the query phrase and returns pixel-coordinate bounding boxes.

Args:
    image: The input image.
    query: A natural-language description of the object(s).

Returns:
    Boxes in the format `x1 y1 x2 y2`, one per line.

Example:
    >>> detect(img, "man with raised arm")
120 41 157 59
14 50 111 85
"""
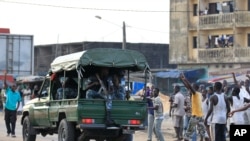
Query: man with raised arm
232 72 250 125
3 70 21 138
180 73 209 141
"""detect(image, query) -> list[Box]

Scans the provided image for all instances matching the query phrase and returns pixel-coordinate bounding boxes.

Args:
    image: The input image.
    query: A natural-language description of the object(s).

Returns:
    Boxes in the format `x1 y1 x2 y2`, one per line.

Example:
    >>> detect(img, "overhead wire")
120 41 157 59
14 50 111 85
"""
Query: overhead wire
1 0 170 59
0 0 170 38
129 26 169 34
0 0 170 13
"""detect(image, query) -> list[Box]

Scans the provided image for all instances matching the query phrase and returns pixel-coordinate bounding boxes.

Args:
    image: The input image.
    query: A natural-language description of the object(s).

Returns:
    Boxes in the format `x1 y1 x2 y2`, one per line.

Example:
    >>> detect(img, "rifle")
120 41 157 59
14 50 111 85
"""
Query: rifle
96 73 108 95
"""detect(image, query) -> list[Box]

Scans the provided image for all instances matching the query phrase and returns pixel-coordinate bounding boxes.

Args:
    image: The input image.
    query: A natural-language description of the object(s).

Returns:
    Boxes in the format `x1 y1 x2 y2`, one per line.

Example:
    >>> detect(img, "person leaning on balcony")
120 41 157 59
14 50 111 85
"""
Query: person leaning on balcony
205 43 209 49
204 7 208 15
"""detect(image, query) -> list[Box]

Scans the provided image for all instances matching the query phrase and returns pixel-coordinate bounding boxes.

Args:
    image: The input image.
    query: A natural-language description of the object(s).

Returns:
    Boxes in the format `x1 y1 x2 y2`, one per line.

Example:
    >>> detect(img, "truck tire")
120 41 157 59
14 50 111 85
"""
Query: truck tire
22 116 36 141
58 119 75 141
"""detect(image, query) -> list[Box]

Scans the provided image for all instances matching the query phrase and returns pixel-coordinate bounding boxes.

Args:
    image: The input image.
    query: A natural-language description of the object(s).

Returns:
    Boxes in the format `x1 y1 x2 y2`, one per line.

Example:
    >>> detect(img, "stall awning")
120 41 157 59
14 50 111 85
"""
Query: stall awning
155 68 206 80
156 71 181 78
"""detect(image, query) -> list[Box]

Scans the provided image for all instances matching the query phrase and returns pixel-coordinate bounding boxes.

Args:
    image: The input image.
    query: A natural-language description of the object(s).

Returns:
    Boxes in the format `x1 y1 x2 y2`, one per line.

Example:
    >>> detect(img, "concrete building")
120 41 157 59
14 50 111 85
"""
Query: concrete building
0 33 34 76
34 42 176 75
169 0 250 76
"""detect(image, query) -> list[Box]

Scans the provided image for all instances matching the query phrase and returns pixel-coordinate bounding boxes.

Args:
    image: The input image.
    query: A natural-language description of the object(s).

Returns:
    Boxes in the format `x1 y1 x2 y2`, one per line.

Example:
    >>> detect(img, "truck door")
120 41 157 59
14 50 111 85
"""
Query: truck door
33 78 51 126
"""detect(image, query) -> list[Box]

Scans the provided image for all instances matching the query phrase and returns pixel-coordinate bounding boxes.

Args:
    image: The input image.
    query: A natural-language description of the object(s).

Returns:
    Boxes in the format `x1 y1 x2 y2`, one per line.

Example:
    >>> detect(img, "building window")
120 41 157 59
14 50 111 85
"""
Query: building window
248 34 250 47
209 3 219 14
193 4 198 16
248 0 250 11
193 36 197 48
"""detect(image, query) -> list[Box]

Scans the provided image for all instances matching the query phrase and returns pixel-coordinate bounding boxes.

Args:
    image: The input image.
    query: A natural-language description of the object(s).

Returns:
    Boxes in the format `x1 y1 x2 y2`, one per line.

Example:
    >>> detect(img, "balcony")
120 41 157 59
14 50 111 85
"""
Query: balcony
198 47 250 63
199 13 234 29
194 12 250 30
235 11 250 27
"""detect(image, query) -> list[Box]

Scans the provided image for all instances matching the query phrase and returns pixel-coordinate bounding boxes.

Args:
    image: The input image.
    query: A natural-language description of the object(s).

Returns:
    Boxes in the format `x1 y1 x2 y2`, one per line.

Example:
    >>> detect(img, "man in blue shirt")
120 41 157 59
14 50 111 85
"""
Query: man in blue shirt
146 85 157 141
3 70 21 138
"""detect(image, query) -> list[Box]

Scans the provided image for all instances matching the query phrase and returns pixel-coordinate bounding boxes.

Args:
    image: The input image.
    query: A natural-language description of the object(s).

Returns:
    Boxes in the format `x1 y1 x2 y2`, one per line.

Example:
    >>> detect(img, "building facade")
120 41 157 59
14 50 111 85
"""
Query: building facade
170 0 250 75
34 42 176 75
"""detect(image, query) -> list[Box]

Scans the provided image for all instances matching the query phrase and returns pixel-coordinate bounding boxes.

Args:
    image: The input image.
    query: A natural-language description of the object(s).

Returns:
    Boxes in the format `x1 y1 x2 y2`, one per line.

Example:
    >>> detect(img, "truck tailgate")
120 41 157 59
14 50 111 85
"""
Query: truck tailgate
78 99 147 126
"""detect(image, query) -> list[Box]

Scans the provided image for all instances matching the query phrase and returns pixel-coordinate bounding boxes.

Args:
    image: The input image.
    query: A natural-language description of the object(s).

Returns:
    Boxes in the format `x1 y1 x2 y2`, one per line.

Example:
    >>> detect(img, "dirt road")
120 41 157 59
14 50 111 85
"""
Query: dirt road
0 111 178 141
0 94 178 141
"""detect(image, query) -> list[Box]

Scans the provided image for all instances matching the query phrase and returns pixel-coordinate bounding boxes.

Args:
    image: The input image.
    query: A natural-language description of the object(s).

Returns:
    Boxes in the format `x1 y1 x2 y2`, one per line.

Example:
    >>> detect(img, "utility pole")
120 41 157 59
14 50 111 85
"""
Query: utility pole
95 15 126 50
122 21 126 50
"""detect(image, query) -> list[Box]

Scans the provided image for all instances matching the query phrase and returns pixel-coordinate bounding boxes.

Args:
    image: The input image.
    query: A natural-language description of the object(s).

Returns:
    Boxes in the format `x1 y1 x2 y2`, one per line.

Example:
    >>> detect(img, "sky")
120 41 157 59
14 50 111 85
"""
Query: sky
0 0 169 45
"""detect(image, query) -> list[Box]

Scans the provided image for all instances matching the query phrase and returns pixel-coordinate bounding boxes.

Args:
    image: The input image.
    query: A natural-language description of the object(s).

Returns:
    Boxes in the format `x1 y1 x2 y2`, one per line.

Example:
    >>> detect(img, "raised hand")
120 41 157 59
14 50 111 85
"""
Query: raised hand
228 111 234 117
180 73 185 79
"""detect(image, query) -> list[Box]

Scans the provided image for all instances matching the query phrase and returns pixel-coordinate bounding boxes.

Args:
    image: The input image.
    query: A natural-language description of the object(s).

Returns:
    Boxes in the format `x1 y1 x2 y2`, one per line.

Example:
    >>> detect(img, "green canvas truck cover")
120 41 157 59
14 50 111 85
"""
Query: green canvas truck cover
51 48 150 73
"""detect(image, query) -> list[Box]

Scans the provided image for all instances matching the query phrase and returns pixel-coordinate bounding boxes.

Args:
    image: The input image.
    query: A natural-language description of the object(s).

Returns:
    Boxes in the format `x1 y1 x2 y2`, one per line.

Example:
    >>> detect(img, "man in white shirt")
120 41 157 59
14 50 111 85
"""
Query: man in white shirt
228 87 245 125
171 85 185 140
22 85 31 105
205 82 230 141
233 73 250 125
149 88 165 141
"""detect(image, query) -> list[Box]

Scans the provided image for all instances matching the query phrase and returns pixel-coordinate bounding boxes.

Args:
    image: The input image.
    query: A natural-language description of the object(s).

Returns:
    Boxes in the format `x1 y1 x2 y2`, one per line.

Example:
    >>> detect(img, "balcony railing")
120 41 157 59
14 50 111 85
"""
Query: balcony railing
198 47 250 63
198 12 250 28
200 13 234 26
235 11 250 25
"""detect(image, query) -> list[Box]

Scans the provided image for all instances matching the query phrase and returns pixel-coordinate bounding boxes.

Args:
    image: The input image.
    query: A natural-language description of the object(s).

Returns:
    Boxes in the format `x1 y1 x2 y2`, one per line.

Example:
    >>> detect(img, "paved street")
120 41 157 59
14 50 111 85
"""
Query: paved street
0 111 178 141
0 111 56 141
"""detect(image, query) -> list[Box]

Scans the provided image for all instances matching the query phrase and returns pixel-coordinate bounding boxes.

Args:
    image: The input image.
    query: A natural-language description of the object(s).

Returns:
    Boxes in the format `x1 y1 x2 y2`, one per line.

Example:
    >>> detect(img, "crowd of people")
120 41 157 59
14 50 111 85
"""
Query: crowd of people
130 71 249 141
143 71 250 141
3 66 250 141
164 72 250 141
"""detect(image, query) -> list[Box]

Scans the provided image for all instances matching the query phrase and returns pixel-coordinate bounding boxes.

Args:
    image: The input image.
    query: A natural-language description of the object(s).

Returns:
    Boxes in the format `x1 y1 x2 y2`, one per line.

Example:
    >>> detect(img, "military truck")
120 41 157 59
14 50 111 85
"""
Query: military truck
21 48 150 141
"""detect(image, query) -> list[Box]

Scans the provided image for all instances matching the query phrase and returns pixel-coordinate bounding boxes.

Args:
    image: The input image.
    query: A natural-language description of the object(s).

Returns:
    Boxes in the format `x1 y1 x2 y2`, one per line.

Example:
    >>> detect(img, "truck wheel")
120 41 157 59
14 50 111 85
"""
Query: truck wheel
22 116 36 141
58 119 75 141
